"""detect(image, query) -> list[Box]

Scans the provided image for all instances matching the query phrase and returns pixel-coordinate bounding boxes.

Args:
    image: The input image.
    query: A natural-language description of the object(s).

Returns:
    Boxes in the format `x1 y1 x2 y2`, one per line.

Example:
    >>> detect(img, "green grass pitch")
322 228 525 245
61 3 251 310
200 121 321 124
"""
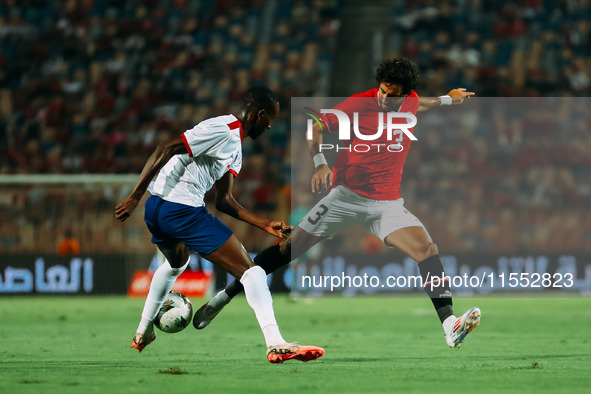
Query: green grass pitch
1 296 590 393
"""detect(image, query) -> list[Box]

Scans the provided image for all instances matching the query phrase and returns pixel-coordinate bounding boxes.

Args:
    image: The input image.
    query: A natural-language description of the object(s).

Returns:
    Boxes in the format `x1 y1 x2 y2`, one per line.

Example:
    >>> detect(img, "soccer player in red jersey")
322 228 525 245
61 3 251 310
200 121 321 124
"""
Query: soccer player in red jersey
195 58 481 348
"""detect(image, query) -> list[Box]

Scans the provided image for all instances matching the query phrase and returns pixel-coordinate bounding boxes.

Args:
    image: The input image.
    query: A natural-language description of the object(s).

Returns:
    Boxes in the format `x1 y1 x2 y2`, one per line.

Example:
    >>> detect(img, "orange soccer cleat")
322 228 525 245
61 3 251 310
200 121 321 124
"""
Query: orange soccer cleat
130 330 156 353
266 342 325 364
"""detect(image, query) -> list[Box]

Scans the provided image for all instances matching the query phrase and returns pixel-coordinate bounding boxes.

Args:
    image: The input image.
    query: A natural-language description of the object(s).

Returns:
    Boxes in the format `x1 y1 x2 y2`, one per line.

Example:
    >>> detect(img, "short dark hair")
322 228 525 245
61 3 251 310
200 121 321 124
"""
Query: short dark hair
375 57 419 95
241 87 279 115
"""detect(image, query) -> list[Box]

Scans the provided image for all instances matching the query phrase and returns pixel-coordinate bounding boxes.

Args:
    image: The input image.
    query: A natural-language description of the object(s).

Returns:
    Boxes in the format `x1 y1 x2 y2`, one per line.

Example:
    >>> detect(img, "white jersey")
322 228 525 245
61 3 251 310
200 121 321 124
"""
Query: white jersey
148 114 243 207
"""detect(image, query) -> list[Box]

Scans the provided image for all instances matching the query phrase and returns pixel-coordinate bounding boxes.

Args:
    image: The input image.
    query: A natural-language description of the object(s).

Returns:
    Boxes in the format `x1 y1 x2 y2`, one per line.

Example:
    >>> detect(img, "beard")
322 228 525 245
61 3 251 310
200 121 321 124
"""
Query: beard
380 97 404 111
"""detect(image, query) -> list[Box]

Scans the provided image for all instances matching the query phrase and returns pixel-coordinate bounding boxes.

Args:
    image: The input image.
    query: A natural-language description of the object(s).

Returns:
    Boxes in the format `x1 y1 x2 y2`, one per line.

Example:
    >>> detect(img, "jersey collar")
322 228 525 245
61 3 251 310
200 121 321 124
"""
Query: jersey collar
228 115 244 140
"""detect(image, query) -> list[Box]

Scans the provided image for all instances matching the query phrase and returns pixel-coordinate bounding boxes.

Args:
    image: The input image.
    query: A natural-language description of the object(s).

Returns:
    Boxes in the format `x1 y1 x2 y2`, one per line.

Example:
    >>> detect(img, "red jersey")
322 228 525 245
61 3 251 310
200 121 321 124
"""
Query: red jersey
322 88 420 200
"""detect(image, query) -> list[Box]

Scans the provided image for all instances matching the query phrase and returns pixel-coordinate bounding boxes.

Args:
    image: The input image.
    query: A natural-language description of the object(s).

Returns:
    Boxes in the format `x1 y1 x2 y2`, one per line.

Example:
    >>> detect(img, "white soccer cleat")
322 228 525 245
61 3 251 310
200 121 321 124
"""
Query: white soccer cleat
445 307 481 348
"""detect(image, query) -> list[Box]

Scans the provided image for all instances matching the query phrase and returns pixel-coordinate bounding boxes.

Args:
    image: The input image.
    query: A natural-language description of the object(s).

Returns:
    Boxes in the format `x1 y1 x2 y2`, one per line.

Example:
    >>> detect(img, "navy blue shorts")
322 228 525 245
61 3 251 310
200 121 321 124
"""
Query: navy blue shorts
144 195 233 255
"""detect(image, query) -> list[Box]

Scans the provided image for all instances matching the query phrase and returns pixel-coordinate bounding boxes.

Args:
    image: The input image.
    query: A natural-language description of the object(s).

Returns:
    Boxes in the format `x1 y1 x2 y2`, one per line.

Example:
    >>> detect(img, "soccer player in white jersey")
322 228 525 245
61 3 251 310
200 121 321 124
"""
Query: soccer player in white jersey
115 87 324 363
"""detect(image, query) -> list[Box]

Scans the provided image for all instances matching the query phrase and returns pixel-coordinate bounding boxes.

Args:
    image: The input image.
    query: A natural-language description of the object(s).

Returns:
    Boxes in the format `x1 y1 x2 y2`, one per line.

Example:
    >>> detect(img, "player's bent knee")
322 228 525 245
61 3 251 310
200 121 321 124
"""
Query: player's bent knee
417 242 438 262
179 245 190 264
157 243 189 268
203 235 254 279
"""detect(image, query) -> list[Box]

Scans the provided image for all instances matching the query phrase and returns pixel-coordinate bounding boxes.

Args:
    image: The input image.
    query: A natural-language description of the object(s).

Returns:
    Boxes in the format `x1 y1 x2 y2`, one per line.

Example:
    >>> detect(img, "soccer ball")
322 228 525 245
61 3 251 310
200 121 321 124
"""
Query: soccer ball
154 291 193 333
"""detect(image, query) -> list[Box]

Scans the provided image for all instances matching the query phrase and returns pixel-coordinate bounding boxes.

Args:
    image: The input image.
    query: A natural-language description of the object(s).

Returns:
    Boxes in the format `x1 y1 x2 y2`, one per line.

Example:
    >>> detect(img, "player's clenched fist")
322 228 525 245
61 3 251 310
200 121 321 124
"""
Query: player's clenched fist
311 164 333 193
115 196 139 222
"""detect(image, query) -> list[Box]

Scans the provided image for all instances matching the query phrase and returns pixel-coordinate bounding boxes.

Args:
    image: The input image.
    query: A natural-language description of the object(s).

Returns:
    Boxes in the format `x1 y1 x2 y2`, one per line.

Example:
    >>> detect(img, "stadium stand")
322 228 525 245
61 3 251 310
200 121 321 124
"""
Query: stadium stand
0 0 589 254
0 0 340 253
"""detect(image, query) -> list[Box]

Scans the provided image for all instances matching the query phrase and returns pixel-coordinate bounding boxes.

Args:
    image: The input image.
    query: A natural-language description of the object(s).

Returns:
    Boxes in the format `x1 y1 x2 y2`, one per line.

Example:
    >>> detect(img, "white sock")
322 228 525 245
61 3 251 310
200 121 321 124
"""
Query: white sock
136 258 189 334
240 266 286 347
442 315 457 334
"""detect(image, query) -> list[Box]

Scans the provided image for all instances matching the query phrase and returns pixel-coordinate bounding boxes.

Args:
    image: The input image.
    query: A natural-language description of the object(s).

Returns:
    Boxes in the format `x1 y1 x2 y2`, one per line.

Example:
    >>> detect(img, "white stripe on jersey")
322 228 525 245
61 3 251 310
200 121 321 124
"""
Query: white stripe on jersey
148 114 243 207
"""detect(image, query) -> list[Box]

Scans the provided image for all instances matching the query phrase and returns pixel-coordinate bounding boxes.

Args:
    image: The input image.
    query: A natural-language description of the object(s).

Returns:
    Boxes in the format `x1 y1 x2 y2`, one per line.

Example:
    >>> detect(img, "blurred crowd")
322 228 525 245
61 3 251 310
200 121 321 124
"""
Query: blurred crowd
0 0 590 255
0 0 339 253
0 0 338 175
390 0 591 97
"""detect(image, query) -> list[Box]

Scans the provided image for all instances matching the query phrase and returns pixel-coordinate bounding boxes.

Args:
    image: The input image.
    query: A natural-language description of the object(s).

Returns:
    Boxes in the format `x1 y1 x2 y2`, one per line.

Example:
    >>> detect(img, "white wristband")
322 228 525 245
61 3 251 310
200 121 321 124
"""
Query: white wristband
313 153 328 168
439 95 452 106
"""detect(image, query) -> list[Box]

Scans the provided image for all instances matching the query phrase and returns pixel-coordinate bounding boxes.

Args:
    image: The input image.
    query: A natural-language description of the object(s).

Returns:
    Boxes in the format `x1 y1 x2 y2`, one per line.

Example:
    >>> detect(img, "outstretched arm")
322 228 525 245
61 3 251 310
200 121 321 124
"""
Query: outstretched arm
418 88 475 112
308 121 333 193
215 172 292 238
115 137 187 222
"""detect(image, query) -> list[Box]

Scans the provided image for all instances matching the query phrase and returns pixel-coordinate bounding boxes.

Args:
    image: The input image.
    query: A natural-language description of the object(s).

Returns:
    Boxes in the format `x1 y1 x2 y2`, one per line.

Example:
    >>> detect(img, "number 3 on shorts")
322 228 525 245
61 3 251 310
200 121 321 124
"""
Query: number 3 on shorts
307 204 328 225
